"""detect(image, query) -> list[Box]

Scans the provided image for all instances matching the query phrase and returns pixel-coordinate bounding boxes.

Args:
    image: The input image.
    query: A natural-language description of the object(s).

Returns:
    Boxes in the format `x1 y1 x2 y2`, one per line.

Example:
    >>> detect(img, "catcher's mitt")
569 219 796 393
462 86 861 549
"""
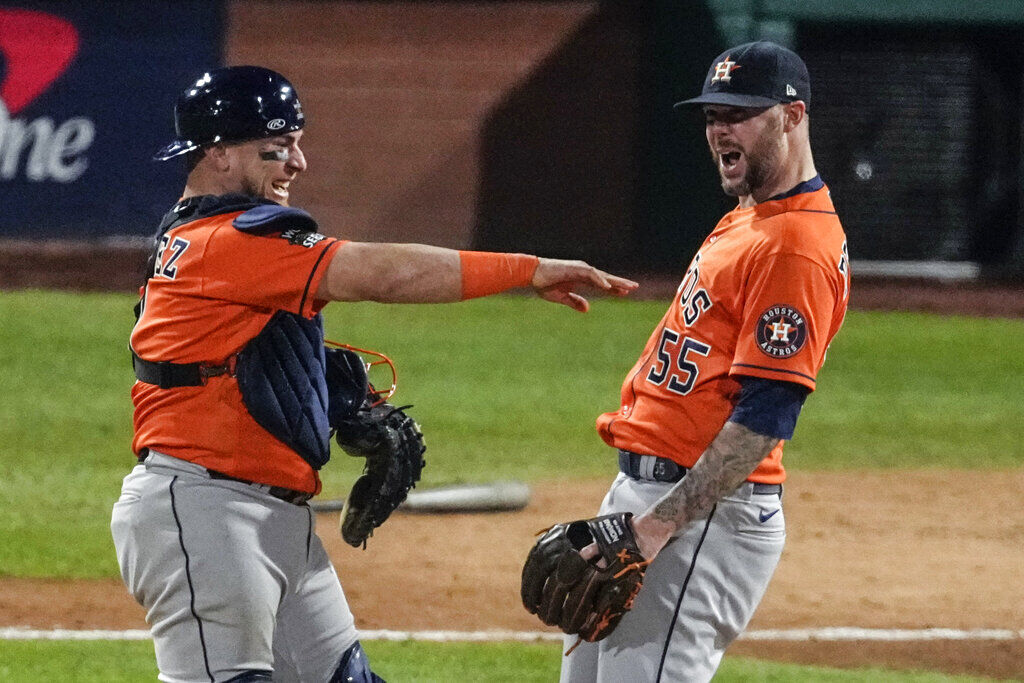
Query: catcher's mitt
521 512 649 646
324 346 369 424
335 401 426 548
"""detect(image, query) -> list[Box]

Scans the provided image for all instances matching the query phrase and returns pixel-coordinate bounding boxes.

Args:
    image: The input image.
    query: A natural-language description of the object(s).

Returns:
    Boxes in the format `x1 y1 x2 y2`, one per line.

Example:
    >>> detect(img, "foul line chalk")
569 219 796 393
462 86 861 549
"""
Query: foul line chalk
739 627 1024 642
0 628 152 641
1 627 1022 642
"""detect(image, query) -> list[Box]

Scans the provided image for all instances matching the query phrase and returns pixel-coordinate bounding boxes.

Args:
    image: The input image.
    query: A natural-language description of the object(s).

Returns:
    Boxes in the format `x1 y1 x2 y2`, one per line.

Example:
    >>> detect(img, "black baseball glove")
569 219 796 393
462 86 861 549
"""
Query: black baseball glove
324 347 369 424
334 401 426 548
521 512 649 645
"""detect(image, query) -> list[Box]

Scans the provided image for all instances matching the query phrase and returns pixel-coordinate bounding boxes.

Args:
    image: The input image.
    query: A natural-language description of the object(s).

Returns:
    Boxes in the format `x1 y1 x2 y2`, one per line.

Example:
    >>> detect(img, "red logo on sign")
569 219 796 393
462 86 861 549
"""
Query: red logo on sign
0 9 79 115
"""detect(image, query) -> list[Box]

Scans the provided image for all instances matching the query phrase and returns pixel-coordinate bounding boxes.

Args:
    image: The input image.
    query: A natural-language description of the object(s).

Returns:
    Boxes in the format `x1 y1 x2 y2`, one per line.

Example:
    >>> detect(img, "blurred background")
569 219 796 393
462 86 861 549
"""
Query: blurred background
3 0 1024 287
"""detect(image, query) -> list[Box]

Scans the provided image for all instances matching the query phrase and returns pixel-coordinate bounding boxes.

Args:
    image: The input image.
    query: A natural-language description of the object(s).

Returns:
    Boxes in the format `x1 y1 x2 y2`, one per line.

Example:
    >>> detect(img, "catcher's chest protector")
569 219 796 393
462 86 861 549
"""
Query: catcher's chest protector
235 311 332 469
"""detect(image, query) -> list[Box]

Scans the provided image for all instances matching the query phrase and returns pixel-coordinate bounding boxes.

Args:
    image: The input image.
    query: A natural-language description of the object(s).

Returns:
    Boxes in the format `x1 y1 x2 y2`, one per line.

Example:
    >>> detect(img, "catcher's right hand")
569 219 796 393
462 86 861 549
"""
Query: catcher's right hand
334 401 425 548
521 512 649 644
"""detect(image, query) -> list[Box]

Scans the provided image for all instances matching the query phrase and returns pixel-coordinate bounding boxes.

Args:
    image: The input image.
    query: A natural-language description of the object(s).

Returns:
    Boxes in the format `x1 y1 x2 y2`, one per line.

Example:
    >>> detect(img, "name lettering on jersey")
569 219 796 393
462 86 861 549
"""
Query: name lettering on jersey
153 235 190 279
676 252 713 327
646 327 712 396
756 305 807 358
281 228 326 248
838 240 850 300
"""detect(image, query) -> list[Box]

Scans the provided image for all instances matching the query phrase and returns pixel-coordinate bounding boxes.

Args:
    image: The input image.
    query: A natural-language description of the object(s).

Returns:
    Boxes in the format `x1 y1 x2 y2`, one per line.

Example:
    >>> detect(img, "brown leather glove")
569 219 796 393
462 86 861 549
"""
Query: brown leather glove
521 512 650 643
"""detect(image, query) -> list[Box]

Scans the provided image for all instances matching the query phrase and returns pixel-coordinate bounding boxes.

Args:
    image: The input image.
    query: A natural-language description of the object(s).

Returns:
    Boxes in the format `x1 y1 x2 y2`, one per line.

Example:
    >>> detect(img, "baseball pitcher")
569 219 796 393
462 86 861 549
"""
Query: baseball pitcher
521 41 851 682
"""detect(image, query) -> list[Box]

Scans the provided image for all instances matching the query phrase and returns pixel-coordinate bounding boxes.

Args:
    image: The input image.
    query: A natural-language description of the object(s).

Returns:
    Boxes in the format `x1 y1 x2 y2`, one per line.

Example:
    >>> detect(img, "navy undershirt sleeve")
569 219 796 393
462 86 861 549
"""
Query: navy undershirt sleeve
728 376 810 440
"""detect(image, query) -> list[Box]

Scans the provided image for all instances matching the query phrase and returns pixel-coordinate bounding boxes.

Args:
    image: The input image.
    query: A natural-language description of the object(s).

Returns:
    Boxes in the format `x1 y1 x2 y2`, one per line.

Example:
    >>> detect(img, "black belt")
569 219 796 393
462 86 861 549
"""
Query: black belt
132 351 237 389
207 469 313 505
138 450 312 505
617 449 782 496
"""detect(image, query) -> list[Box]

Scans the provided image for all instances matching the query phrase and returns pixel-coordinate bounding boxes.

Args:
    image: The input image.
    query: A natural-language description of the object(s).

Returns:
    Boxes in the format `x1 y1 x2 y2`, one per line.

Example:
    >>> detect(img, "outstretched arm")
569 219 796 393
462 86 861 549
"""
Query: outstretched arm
316 242 637 310
629 421 778 560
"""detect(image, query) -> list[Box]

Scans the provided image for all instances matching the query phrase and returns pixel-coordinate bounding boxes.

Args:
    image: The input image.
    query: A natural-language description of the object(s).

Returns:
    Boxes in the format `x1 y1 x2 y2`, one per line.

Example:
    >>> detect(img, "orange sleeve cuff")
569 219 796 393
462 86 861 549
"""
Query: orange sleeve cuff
458 251 540 300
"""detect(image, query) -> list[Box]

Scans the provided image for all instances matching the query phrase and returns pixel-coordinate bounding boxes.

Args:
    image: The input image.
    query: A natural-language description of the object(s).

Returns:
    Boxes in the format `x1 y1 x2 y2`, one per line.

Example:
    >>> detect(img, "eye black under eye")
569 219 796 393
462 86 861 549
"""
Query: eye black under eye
259 149 289 161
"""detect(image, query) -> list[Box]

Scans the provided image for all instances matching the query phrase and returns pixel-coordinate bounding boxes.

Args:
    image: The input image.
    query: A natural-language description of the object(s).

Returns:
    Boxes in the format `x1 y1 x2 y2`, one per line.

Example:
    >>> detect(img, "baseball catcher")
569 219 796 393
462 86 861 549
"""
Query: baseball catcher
114 62 637 681
326 346 426 548
521 512 650 647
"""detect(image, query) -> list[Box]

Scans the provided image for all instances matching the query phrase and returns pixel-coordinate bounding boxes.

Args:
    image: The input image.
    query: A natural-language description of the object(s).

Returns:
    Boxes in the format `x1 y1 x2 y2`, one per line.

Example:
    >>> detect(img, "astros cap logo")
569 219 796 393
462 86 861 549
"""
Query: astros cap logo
711 56 740 83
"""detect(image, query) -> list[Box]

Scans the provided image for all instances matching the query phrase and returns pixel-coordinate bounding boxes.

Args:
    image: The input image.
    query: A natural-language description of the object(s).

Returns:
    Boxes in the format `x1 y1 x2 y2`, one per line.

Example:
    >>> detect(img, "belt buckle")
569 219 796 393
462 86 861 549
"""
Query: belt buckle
199 355 238 384
651 458 672 481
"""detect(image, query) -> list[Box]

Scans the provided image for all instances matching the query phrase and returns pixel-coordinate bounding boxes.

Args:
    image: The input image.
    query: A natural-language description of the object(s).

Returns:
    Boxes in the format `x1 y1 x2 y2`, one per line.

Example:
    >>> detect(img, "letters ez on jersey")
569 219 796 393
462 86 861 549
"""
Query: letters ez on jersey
154 234 190 279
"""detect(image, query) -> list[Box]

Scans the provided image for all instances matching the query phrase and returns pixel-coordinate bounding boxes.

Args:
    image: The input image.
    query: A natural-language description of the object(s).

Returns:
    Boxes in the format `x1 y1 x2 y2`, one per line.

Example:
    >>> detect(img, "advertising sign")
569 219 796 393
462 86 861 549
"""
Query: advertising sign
0 2 223 237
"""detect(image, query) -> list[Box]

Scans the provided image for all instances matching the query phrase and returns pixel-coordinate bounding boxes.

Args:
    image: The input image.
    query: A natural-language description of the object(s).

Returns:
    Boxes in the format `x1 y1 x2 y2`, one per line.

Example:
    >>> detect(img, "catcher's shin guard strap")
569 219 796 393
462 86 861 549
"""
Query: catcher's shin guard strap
458 251 539 300
329 641 384 683
222 671 273 682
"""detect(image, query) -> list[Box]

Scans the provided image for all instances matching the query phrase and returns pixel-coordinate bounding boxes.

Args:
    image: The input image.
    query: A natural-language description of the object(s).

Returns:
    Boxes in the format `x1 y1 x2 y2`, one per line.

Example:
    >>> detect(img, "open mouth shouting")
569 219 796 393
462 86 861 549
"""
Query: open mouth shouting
718 149 744 179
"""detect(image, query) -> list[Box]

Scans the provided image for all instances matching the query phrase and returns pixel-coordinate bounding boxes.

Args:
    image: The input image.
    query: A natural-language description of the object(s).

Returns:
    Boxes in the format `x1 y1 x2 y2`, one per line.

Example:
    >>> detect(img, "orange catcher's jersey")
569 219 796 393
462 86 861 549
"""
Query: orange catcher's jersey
130 201 344 493
597 182 850 484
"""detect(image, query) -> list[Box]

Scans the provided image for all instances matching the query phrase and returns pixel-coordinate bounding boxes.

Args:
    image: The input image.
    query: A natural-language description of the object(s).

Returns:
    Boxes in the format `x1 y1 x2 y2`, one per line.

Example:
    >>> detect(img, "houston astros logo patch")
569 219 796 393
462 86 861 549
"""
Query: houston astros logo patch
756 305 807 358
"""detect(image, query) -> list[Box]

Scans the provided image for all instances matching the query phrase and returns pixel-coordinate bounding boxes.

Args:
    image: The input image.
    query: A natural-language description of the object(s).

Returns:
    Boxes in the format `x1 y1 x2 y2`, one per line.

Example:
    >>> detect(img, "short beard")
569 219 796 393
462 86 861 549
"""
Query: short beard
240 176 264 201
719 116 783 198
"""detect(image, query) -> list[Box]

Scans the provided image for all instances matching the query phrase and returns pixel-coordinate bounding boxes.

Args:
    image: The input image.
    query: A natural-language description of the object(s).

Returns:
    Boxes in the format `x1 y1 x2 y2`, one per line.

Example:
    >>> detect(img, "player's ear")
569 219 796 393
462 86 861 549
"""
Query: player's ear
205 143 232 172
782 101 806 132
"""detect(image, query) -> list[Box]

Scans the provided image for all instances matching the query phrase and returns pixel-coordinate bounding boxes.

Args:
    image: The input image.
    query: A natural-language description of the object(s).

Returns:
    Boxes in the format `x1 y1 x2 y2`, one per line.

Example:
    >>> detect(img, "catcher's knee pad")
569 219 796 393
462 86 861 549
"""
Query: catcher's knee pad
329 641 385 683
222 671 273 682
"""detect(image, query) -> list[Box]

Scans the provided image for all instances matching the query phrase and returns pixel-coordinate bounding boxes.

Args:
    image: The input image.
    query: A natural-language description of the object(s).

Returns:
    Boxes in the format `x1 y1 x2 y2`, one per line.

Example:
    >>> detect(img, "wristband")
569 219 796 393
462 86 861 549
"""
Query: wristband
459 251 540 300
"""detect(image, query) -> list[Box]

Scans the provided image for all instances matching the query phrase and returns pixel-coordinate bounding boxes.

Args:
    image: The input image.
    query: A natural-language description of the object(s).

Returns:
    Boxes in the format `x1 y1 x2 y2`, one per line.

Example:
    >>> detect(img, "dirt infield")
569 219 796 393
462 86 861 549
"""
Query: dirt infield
2 472 1022 679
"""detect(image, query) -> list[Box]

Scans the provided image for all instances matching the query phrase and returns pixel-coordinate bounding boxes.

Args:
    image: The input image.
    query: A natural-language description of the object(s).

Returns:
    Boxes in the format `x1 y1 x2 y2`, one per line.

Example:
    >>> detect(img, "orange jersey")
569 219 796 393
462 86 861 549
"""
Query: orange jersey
130 200 344 493
597 181 850 483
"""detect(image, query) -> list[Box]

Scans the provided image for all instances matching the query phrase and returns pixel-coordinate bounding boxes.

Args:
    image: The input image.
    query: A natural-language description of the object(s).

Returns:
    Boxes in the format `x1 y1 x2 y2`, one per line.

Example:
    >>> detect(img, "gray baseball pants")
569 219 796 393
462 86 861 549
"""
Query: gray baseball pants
560 471 785 683
111 453 358 682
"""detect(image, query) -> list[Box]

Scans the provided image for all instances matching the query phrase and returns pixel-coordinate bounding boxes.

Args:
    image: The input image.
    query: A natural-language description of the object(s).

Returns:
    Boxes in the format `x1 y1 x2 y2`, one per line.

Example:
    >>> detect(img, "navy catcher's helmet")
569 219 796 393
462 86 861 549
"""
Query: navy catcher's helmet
154 66 304 161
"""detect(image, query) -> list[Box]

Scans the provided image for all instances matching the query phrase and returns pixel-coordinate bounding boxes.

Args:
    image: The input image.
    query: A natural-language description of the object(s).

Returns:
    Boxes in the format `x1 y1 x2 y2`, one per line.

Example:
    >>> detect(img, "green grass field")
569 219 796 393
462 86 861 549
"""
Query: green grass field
0 640 1001 682
0 290 1021 680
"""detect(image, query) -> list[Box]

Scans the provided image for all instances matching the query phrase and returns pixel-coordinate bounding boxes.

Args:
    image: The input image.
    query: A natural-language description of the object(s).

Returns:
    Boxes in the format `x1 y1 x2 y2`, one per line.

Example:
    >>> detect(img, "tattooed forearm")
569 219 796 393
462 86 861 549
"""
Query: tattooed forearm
648 421 778 530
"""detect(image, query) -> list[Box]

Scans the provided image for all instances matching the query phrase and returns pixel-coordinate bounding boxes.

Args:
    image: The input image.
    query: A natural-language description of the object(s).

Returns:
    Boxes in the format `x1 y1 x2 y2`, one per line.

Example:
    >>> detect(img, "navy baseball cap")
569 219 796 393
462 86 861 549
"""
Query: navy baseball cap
675 41 810 110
